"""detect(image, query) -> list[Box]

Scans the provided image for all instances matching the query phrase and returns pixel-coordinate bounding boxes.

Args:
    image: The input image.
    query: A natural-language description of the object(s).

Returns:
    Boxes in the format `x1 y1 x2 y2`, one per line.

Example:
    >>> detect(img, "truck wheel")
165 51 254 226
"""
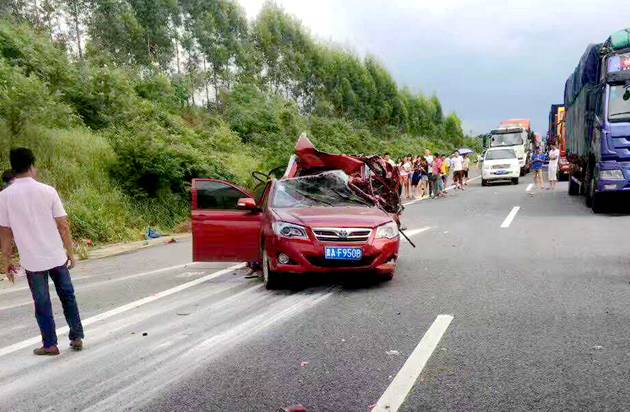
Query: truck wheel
262 247 282 290
568 177 579 195
587 176 605 213
520 168 525 177
512 178 519 185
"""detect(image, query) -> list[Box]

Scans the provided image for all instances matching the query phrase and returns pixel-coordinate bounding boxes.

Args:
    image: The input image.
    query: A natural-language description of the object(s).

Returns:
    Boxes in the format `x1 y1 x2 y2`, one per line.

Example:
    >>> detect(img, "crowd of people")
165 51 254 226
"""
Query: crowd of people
384 150 472 201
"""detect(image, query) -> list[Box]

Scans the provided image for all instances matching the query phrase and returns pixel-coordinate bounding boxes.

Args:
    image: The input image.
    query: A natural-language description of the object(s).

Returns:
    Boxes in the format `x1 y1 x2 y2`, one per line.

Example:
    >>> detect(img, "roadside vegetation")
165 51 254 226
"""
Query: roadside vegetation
0 1 479 244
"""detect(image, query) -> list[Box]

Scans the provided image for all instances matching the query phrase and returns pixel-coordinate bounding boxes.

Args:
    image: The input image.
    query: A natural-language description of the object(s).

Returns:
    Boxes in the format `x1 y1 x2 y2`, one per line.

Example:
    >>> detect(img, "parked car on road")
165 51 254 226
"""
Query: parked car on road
192 170 400 289
481 148 520 186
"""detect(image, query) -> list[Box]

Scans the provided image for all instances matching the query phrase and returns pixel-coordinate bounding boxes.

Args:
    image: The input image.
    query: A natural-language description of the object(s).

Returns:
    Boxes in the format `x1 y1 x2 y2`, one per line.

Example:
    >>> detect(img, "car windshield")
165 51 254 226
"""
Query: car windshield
490 132 524 147
485 149 516 160
271 170 373 208
608 84 630 122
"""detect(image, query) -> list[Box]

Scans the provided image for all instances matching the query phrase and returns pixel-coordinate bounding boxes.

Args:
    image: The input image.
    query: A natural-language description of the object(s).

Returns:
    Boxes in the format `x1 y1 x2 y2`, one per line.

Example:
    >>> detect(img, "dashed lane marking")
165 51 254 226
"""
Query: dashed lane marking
373 314 454 412
500 206 520 228
403 227 431 238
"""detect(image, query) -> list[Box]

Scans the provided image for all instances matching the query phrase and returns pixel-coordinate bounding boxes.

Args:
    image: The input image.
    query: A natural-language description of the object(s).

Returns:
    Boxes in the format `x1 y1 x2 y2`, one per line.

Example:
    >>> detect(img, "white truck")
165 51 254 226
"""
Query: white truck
489 119 532 176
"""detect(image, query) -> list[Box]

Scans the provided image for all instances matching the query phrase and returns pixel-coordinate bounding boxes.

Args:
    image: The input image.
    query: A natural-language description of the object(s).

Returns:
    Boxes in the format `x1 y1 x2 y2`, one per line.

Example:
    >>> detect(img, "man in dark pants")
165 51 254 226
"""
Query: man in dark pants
0 148 84 355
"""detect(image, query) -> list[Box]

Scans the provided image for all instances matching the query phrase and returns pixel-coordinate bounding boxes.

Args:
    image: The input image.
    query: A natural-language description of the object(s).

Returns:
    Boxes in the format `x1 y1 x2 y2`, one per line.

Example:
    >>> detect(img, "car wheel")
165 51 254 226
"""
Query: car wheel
262 247 281 289
512 178 519 185
481 179 488 187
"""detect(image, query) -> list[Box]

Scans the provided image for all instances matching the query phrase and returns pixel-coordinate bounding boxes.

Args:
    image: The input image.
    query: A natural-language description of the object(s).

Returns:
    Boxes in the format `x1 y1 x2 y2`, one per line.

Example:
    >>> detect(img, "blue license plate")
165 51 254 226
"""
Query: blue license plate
494 170 508 175
325 247 363 261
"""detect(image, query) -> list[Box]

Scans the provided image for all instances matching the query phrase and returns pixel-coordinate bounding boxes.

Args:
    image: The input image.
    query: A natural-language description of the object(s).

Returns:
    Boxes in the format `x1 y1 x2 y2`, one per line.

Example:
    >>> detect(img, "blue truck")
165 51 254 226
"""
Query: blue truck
565 29 630 212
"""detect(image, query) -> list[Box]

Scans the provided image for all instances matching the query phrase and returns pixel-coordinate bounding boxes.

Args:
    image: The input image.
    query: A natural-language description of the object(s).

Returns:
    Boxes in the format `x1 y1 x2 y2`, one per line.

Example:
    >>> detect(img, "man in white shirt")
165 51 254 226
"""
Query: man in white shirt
451 151 464 190
0 148 84 355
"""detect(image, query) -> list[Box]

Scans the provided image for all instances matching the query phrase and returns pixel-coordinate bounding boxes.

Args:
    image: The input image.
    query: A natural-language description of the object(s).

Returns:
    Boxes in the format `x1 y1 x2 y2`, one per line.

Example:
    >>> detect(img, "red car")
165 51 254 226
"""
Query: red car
192 170 400 288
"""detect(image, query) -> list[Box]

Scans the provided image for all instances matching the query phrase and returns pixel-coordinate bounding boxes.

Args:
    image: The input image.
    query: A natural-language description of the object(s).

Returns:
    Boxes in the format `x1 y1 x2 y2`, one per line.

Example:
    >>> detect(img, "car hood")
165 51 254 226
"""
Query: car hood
272 206 392 228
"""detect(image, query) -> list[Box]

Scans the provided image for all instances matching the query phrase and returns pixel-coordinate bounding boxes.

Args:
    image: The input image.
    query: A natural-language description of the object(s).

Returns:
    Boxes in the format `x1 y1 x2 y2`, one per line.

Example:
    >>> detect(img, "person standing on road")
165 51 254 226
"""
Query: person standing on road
440 154 450 193
424 150 435 198
547 144 560 190
531 147 546 190
0 148 84 356
462 154 471 186
451 151 464 190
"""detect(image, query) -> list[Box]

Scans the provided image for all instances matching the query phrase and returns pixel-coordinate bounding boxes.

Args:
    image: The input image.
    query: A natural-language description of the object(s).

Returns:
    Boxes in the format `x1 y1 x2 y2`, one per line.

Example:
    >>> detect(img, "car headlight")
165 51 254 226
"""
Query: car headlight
273 222 309 239
599 169 625 181
376 221 399 239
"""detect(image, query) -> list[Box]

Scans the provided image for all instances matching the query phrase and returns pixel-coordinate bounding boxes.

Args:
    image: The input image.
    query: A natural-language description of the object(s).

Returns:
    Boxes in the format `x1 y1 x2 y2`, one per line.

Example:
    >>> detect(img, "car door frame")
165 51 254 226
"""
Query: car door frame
192 178 264 263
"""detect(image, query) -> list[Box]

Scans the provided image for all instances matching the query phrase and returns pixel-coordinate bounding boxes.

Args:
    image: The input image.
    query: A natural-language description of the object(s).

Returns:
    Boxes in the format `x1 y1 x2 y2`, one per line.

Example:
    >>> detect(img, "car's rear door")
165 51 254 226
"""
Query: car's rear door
192 179 263 262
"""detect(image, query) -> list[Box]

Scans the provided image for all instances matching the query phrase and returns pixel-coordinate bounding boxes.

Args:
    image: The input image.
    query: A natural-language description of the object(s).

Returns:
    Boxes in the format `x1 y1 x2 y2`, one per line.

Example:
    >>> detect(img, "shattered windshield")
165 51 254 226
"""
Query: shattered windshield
271 171 373 208
491 132 524 147
608 84 630 122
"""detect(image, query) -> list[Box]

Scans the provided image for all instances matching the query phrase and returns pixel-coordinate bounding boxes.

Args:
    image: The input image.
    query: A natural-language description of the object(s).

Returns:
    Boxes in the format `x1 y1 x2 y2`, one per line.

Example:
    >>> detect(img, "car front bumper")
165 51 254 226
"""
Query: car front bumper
482 169 520 180
267 236 400 275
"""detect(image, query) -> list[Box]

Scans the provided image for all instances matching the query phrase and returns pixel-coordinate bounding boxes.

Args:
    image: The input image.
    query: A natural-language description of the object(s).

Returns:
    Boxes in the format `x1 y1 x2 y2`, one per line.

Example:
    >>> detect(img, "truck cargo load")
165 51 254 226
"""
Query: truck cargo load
564 28 630 212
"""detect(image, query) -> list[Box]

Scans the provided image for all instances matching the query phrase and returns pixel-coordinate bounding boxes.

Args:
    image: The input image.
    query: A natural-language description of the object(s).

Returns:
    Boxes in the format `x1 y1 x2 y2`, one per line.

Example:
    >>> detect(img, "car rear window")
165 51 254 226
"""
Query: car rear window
195 181 246 210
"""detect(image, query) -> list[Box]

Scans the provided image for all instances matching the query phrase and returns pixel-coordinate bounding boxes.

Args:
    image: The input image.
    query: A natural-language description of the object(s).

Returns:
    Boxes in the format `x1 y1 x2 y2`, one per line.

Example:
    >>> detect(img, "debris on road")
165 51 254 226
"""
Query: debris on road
386 350 401 356
142 332 148 336
300 361 309 367
592 345 604 351
166 238 177 244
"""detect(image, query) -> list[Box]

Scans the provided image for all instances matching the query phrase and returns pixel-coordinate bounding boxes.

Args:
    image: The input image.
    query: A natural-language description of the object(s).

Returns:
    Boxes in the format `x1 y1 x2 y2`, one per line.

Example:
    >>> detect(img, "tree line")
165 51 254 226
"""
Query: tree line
1 0 465 145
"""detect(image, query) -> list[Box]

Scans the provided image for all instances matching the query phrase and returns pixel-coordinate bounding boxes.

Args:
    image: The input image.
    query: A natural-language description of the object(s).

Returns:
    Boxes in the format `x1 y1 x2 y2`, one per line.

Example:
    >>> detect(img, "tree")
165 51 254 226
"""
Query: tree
181 0 248 103
62 0 89 59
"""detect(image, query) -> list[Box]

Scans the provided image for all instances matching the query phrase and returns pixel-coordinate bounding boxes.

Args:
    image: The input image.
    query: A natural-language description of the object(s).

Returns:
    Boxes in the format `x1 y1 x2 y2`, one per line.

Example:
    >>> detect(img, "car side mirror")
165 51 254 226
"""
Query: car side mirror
237 197 259 211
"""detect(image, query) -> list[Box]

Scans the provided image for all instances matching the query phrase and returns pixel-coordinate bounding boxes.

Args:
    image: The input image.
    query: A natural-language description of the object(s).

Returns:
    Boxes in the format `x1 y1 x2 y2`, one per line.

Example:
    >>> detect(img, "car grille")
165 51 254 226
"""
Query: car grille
313 228 372 243
492 164 511 169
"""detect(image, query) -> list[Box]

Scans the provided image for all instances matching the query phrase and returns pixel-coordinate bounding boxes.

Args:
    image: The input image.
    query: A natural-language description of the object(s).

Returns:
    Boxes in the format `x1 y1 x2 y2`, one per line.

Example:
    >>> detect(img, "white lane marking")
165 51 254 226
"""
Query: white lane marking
373 314 454 412
0 263 192 296
0 269 210 313
403 227 431 238
526 183 533 192
403 176 481 206
500 206 520 228
0 263 245 358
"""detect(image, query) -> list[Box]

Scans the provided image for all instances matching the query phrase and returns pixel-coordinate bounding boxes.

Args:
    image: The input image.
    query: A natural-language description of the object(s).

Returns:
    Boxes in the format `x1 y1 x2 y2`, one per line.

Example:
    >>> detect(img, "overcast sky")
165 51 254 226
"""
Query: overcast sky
239 0 630 135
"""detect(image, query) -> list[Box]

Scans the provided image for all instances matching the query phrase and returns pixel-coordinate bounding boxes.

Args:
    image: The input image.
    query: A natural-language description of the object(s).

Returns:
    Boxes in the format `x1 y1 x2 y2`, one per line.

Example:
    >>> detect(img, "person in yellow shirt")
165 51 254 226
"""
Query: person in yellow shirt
440 154 450 193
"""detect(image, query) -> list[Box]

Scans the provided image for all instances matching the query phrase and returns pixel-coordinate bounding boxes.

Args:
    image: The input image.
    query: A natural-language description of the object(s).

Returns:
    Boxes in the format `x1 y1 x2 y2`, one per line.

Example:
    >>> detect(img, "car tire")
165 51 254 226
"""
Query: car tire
512 178 519 185
481 179 488 187
262 247 282 290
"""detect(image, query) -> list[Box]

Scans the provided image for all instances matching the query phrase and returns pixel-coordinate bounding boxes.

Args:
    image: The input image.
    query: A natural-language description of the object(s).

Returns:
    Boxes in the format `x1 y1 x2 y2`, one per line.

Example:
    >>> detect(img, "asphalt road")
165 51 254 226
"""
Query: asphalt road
2 174 630 411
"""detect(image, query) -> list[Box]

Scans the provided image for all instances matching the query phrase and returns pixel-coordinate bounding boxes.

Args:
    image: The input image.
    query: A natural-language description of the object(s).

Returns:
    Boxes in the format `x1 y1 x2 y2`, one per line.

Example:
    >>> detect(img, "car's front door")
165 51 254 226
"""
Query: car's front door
192 179 263 262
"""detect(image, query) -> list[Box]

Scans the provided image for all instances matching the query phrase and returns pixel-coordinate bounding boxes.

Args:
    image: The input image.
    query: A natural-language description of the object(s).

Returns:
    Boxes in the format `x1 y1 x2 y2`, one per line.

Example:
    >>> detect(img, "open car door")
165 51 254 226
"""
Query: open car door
192 179 263 262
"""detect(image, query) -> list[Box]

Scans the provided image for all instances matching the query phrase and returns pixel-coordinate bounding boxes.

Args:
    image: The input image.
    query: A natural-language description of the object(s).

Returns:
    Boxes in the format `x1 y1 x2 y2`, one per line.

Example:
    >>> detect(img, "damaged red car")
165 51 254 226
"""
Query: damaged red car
192 137 401 289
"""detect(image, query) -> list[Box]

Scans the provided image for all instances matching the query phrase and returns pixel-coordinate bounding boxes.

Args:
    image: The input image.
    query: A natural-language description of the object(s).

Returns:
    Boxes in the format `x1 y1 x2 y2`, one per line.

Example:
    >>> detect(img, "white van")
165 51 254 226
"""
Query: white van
481 148 520 186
